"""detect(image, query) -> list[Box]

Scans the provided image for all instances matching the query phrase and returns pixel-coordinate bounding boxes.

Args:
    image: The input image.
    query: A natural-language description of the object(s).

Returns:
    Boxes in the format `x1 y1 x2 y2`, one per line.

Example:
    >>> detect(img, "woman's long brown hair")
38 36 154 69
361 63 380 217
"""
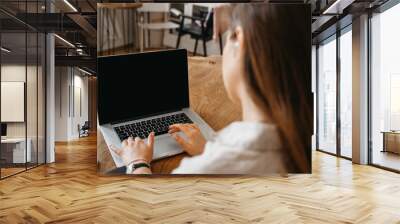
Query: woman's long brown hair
231 4 312 173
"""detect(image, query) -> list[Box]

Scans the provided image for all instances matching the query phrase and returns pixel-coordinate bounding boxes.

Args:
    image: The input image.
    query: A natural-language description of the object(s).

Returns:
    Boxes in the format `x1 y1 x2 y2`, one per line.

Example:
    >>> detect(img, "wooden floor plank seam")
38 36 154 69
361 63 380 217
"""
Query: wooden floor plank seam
1 135 400 223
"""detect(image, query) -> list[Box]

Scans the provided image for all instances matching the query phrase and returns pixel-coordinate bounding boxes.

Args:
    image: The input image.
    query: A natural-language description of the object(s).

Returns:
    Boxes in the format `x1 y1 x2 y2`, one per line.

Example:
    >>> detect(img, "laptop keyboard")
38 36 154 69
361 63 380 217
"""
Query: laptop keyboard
114 113 193 141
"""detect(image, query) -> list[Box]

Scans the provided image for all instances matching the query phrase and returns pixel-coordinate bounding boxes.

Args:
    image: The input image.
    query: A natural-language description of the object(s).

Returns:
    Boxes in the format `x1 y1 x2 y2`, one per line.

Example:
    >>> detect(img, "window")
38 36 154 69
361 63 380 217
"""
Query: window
312 46 317 151
370 2 400 171
0 1 47 179
316 26 353 159
317 36 337 154
339 28 352 158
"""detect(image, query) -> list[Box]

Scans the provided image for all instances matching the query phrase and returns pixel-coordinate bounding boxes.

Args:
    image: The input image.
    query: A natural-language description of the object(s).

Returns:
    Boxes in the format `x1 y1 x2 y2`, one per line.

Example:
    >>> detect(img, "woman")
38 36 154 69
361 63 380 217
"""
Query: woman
111 3 312 174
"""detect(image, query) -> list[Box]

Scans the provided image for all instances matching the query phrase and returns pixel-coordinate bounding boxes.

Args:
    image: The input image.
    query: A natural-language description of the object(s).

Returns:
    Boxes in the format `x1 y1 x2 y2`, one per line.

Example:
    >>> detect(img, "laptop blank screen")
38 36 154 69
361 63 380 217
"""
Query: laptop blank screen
98 49 190 125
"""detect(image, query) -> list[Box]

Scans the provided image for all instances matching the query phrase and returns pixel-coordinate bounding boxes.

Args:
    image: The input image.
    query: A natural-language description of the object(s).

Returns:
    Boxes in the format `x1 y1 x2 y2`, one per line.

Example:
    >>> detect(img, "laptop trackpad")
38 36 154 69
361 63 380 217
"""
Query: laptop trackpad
153 134 183 160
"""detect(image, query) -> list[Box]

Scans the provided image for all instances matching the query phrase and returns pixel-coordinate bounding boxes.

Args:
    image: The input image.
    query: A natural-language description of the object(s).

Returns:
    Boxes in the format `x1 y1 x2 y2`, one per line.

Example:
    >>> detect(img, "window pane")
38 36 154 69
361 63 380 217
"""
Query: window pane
312 46 317 151
27 30 38 169
1 30 28 177
318 37 337 154
340 29 352 158
371 3 400 171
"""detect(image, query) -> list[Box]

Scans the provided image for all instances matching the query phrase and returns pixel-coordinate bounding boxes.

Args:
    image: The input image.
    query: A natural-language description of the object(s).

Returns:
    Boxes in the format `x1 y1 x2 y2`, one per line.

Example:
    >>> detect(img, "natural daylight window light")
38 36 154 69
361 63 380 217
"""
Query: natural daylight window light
371 2 400 170
317 36 337 155
339 28 352 158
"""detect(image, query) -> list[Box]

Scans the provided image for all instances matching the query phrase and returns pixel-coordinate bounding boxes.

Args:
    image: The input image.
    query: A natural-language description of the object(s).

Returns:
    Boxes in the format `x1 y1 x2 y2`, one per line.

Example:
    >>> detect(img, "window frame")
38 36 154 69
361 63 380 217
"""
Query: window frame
0 0 48 180
315 24 353 161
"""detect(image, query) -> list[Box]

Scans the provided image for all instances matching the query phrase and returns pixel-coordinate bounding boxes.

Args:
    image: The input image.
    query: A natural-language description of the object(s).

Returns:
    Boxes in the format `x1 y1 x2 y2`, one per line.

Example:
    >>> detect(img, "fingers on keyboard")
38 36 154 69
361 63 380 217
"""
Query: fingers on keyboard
114 113 193 140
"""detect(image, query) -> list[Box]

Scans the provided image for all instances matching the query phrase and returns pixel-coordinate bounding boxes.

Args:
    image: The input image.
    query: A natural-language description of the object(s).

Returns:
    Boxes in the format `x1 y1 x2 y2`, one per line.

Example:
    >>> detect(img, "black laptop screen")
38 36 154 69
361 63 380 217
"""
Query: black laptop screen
98 49 190 125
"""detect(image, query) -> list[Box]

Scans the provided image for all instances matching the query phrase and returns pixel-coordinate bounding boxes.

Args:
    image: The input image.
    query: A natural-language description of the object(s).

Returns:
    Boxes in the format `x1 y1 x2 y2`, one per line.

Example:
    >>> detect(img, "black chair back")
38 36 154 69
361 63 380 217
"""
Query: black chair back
82 121 90 130
192 5 208 19
204 11 214 38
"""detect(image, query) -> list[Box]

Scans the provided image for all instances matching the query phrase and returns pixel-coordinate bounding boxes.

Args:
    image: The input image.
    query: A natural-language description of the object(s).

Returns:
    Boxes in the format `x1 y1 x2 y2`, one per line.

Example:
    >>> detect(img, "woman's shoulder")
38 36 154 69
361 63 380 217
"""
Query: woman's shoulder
213 121 282 151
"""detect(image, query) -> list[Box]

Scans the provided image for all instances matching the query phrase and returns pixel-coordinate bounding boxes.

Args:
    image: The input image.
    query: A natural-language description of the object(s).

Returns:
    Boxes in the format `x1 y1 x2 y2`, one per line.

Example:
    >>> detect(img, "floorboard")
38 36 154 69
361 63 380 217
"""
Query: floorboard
0 134 399 223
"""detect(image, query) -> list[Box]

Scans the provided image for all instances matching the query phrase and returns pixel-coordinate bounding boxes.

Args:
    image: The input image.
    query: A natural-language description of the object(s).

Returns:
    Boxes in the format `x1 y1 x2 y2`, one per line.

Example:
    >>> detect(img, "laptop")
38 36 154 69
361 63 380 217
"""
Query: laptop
98 49 214 168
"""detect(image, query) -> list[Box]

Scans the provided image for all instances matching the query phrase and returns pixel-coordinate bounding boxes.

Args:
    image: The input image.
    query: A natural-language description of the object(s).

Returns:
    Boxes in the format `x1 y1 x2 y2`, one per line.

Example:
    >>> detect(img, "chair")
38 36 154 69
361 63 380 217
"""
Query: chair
175 7 223 56
79 121 90 138
137 3 181 52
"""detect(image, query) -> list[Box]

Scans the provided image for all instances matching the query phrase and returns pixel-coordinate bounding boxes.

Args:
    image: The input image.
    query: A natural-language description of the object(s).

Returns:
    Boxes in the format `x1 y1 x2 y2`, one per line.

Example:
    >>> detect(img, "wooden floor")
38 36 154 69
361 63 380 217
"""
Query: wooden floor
0 134 400 223
1 167 26 178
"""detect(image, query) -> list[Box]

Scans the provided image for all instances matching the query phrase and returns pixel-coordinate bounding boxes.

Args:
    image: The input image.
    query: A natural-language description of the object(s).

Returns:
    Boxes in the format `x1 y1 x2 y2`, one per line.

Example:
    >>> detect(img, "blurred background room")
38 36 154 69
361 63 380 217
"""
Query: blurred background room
97 3 225 57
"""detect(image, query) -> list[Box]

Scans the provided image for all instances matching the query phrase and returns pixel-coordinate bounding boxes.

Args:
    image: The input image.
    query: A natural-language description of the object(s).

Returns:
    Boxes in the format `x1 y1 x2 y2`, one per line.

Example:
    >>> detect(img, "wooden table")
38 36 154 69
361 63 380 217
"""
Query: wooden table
97 56 241 174
381 131 400 154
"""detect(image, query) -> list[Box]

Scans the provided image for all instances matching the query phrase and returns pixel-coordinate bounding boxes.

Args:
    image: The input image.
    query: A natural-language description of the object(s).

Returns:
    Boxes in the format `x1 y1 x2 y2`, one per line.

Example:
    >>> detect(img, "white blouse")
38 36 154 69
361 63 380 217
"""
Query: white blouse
172 122 285 174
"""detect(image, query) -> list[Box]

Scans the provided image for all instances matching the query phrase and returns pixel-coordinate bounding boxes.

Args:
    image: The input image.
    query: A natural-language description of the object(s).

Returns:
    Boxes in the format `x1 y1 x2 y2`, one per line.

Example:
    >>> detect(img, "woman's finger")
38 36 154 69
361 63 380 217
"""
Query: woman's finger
182 124 197 135
169 123 182 129
147 132 155 148
171 133 191 151
189 124 200 130
168 124 183 134
121 139 128 147
183 123 196 130
127 136 134 144
134 137 142 144
169 124 193 135
168 126 180 134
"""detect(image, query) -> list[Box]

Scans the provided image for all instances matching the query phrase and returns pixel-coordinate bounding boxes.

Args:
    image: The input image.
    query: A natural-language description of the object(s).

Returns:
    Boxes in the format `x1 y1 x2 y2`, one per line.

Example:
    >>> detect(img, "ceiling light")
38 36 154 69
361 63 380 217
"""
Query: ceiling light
54 34 75 48
78 67 93 76
63 0 78 12
1 47 11 53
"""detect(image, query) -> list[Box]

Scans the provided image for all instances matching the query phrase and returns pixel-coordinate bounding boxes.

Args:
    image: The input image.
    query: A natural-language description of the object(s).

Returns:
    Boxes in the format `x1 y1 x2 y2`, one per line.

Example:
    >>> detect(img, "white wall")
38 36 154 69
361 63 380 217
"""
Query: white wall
55 67 69 141
1 65 28 140
54 67 89 141
72 74 89 138
1 64 36 137
1 63 46 164
1 82 25 122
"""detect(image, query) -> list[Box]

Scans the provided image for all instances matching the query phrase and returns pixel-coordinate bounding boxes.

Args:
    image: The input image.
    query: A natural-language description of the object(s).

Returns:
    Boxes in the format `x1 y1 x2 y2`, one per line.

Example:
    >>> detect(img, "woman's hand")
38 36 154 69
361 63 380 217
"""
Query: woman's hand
169 124 206 156
111 132 155 166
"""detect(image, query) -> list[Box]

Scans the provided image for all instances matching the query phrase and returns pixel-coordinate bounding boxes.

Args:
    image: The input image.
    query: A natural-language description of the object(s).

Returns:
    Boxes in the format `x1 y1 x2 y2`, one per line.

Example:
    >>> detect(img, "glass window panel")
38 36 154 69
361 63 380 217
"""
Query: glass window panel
27 0 39 169
38 32 45 165
371 3 400 171
318 36 337 154
27 30 38 169
0 0 46 178
1 30 28 177
312 46 317 151
340 29 352 158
